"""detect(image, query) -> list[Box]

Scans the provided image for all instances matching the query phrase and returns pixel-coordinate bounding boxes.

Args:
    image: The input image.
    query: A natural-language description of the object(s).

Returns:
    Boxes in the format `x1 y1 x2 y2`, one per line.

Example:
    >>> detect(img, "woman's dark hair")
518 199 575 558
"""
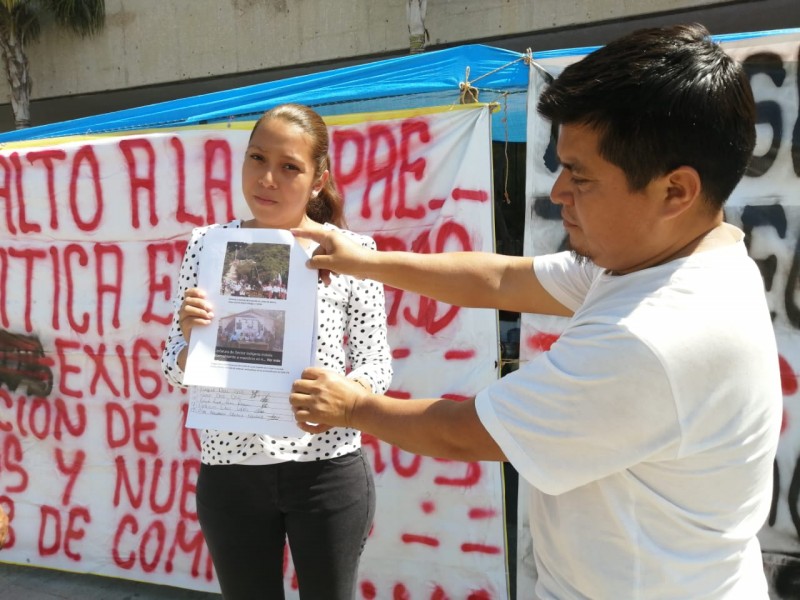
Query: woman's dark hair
250 103 346 227
537 23 756 207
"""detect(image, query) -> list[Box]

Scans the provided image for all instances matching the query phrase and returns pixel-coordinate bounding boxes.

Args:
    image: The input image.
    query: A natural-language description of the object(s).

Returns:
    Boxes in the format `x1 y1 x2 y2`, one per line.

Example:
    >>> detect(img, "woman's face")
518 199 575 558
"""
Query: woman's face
241 117 326 229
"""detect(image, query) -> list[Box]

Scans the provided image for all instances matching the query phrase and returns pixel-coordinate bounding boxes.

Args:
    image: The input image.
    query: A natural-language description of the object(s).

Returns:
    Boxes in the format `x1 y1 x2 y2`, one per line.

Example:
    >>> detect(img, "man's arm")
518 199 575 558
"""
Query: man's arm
293 225 573 317
291 368 506 462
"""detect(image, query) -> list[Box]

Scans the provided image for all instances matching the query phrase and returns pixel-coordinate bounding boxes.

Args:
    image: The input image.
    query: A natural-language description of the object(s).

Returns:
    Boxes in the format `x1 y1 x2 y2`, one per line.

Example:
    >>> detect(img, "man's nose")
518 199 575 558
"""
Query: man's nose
550 170 572 206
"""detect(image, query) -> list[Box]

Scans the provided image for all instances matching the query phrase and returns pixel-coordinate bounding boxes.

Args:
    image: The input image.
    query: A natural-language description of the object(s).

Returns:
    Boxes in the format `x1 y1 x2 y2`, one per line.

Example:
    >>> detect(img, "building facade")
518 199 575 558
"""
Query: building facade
2 0 797 131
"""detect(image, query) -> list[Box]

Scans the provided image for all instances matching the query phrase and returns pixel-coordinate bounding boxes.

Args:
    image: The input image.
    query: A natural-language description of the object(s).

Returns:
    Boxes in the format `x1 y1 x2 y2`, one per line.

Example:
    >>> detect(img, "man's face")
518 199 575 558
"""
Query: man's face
550 123 665 274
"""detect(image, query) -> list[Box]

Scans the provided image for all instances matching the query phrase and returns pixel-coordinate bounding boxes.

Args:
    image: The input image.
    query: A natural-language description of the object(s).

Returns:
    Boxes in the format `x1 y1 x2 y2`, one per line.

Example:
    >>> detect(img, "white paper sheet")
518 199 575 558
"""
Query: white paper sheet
183 227 317 435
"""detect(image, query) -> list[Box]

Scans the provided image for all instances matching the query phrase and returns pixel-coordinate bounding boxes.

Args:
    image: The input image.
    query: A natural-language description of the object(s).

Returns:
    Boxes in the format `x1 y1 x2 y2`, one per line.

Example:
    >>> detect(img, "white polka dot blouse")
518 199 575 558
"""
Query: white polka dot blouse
161 219 393 465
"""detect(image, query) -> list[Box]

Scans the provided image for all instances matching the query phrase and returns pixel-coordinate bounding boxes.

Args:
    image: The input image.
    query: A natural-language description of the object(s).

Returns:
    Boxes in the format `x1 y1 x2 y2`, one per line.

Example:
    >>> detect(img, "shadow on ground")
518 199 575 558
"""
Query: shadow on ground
0 562 221 599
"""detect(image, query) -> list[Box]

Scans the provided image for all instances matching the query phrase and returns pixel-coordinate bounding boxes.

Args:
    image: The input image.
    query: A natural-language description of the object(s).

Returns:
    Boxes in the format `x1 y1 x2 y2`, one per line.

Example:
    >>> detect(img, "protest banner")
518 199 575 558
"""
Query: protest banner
0 104 509 598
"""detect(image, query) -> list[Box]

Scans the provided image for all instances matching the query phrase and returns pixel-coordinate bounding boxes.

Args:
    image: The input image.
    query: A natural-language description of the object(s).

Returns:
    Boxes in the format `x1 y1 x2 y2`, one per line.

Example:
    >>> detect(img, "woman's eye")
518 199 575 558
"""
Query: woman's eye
283 163 300 171
248 153 264 162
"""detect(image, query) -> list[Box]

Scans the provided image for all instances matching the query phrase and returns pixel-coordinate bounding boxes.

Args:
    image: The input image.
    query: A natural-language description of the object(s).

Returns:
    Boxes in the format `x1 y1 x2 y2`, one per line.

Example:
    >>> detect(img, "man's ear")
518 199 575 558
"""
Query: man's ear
661 166 702 219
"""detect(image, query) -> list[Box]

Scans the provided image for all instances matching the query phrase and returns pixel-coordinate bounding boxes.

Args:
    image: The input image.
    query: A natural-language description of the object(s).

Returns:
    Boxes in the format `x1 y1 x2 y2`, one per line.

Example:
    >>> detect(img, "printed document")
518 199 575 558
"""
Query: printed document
182 227 317 435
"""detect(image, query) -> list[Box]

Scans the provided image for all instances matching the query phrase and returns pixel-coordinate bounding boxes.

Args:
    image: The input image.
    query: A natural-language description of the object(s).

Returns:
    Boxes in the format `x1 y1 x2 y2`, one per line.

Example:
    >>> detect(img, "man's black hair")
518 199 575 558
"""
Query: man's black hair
537 23 756 206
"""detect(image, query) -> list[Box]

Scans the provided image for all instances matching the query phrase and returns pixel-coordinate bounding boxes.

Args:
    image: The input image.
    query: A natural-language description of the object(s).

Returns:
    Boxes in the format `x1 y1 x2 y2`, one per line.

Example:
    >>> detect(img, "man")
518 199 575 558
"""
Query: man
290 23 781 599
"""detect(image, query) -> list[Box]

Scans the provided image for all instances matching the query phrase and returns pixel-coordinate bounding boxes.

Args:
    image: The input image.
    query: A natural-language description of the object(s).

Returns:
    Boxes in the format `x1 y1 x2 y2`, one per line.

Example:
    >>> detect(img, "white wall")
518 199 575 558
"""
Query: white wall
13 0 731 101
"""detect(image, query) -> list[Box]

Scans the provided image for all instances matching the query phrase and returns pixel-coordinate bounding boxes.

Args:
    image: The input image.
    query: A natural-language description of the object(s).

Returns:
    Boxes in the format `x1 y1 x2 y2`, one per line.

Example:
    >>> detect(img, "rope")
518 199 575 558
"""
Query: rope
455 51 536 207
459 48 545 105
459 66 480 103
470 51 529 85
501 92 511 204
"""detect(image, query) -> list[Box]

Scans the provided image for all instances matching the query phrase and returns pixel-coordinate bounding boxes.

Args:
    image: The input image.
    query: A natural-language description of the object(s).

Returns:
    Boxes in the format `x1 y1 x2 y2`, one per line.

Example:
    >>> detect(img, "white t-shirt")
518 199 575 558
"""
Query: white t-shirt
161 220 393 465
476 232 781 599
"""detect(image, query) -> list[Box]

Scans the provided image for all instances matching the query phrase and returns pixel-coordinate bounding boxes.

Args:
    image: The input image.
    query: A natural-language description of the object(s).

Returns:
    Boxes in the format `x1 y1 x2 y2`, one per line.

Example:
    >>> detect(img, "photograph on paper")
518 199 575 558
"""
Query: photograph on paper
220 241 290 300
214 308 286 365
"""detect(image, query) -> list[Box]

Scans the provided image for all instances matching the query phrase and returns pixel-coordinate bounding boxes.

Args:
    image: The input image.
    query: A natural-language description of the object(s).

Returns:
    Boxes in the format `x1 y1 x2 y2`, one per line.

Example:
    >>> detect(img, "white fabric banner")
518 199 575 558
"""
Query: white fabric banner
0 104 508 598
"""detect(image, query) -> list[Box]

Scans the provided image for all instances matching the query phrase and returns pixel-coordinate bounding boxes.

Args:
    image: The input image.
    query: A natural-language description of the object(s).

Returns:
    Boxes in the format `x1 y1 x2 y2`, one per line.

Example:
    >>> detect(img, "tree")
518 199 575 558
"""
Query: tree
0 0 105 129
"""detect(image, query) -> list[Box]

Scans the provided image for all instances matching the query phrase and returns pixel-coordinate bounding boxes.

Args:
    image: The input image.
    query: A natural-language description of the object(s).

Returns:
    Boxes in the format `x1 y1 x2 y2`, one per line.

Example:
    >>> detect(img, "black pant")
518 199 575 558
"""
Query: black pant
196 450 375 600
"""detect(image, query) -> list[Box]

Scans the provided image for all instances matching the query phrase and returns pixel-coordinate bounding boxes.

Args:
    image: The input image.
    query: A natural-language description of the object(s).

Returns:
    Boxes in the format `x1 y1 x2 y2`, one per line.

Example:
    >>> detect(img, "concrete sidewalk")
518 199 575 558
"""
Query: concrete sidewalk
0 562 222 599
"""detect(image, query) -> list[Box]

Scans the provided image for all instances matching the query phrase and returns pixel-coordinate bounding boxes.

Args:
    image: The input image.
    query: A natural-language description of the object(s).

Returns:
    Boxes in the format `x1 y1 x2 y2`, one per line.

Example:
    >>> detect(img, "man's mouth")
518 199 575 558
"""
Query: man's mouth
561 213 577 229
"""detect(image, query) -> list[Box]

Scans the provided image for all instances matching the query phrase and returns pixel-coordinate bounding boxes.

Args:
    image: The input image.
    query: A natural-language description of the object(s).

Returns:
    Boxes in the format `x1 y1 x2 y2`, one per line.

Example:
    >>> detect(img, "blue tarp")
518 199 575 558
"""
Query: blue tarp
0 44 531 143
5 28 795 145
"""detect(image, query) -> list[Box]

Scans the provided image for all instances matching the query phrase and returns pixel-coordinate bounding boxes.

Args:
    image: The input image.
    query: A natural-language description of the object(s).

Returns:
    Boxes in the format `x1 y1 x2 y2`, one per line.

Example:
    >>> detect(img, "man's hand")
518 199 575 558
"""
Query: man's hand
292 224 372 285
0 505 9 549
290 368 368 433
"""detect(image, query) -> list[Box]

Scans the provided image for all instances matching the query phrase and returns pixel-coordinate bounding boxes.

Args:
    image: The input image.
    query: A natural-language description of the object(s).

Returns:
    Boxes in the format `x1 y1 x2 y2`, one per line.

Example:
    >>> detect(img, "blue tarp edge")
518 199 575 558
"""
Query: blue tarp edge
0 44 528 143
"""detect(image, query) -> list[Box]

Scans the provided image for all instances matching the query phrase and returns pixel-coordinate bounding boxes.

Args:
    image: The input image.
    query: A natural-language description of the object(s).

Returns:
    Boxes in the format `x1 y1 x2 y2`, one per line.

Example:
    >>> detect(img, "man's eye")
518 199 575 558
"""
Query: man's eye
571 177 589 186
248 153 264 161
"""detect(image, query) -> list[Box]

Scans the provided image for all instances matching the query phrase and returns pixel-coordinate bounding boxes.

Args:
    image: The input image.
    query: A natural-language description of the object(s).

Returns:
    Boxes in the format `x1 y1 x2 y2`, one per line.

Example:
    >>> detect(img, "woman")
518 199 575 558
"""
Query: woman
161 104 392 600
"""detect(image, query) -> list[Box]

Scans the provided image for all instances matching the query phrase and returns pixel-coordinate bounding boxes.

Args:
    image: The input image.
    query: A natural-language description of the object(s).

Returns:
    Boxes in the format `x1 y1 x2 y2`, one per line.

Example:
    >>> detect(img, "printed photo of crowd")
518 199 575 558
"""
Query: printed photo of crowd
220 241 290 300
214 308 286 365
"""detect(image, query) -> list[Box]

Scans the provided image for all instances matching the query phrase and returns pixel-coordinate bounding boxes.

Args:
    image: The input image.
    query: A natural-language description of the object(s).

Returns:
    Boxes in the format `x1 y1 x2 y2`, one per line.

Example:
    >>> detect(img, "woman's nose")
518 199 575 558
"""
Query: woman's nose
259 169 277 187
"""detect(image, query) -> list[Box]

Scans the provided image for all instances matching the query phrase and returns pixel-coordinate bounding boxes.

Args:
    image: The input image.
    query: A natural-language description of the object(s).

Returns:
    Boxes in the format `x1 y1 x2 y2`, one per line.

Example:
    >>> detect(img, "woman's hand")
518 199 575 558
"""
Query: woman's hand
179 288 214 343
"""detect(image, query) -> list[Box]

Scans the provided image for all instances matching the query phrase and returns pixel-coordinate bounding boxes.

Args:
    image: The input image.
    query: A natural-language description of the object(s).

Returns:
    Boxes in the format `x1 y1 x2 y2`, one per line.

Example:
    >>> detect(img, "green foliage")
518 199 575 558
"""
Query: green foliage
45 0 105 37
222 242 248 276
223 242 291 286
0 0 105 46
0 1 41 45
0 0 105 127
